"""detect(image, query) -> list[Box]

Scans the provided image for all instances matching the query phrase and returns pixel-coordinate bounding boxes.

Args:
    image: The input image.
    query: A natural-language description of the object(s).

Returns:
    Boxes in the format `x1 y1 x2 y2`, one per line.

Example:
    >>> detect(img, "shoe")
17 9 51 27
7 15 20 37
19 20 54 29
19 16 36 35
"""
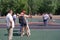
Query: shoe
27 32 31 37
21 34 23 37
21 33 25 37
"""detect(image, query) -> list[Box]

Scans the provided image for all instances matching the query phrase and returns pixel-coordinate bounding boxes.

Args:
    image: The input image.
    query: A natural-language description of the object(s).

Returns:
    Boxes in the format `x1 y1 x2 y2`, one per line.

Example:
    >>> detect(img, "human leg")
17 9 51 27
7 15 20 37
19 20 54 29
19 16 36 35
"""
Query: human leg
8 27 13 40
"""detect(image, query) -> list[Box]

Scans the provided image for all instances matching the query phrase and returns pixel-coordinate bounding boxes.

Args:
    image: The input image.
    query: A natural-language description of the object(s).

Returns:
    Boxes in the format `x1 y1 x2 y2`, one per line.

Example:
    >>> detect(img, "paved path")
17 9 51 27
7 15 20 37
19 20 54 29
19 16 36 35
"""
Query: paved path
0 22 60 29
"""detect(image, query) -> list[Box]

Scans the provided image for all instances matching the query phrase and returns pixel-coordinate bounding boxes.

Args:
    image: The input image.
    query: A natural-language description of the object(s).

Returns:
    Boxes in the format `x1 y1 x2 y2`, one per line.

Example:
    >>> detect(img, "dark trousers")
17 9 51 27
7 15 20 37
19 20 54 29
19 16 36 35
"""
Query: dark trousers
43 19 48 26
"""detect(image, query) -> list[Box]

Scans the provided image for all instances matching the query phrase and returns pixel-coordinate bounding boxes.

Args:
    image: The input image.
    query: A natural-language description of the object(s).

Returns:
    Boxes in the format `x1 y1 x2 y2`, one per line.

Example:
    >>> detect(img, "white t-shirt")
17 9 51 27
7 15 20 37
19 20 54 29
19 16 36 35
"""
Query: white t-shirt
6 13 14 28
43 14 49 20
13 14 16 19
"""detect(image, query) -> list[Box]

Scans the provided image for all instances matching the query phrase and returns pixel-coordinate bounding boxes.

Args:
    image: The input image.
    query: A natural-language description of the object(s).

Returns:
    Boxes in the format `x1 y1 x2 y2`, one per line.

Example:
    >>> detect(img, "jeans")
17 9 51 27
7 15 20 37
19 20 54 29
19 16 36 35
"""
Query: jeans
43 19 48 26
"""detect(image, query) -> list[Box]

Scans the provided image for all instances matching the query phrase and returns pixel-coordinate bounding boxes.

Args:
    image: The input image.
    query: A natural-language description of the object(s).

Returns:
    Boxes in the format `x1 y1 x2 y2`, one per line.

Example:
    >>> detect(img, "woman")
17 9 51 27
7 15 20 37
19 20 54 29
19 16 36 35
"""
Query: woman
18 10 32 37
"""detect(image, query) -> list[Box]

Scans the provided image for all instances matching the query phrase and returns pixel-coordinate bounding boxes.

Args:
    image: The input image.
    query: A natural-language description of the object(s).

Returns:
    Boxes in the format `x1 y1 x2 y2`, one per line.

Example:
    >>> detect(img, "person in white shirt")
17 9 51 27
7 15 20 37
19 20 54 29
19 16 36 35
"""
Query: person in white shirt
6 9 14 40
42 13 49 26
13 13 17 23
18 10 32 37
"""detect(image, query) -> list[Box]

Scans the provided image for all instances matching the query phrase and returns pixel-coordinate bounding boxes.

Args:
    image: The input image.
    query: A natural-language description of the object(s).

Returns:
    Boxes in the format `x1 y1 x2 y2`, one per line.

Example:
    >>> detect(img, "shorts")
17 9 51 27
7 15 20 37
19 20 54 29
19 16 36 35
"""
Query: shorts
20 22 27 27
43 19 48 22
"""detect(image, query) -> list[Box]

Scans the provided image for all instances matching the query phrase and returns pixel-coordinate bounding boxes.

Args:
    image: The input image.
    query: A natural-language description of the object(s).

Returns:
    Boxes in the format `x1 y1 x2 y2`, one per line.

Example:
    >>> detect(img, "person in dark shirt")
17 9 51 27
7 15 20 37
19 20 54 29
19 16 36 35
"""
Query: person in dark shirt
18 10 32 37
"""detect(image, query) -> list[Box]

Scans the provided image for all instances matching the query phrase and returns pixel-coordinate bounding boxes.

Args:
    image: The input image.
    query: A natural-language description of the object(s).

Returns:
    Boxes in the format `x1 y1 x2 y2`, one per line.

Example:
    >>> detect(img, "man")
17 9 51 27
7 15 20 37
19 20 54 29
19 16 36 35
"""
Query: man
49 13 52 20
18 10 32 37
48 13 53 22
13 13 17 23
42 13 49 26
6 9 14 40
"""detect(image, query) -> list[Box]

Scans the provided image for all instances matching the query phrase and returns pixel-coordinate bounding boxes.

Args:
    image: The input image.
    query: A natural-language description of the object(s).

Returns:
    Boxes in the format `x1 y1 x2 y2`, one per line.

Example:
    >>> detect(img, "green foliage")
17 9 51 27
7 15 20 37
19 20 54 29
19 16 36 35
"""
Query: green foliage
0 0 25 16
0 0 60 16
38 0 53 13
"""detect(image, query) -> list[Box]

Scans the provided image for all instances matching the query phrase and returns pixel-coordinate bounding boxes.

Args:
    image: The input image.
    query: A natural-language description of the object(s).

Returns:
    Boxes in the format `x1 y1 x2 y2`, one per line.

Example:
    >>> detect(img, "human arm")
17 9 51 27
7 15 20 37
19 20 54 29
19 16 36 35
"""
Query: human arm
24 14 32 18
9 16 14 28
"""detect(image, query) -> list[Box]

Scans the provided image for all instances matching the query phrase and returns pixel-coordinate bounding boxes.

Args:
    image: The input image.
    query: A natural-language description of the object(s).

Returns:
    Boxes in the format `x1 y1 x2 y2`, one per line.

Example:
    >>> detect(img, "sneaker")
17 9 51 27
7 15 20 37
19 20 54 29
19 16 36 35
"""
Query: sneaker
21 33 25 37
21 34 23 37
27 32 31 37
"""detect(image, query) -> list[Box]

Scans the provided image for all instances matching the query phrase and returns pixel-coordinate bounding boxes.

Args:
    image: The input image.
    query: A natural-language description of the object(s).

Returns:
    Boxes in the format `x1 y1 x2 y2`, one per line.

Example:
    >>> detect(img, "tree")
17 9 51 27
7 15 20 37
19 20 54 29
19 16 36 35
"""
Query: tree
0 0 25 16
38 0 54 14
0 0 60 16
